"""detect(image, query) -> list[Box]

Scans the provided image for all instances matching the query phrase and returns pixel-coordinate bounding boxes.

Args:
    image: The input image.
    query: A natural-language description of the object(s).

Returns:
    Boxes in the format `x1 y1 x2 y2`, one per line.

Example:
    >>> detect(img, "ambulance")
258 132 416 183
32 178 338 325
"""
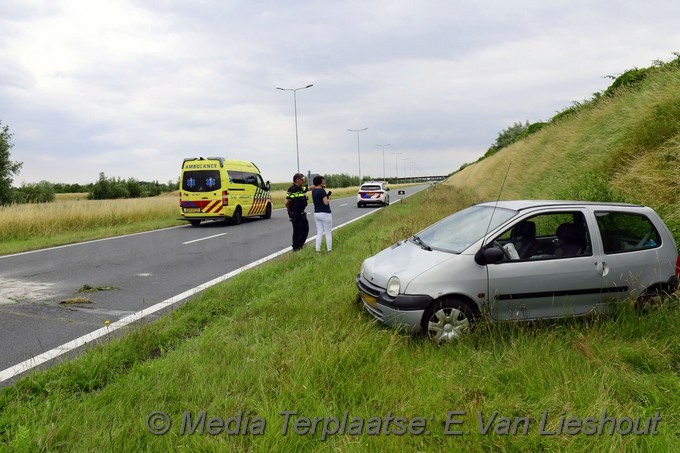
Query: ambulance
179 158 272 226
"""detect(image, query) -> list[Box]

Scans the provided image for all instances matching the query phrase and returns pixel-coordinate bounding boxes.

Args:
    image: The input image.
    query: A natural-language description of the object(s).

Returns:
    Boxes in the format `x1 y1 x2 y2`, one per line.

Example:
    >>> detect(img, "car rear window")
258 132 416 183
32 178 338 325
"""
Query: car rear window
360 185 382 191
182 170 221 192
595 211 661 254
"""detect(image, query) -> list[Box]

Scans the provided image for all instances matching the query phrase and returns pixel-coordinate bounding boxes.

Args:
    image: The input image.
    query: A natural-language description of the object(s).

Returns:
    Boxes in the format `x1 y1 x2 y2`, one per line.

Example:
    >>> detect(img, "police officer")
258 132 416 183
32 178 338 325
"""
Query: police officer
285 173 309 251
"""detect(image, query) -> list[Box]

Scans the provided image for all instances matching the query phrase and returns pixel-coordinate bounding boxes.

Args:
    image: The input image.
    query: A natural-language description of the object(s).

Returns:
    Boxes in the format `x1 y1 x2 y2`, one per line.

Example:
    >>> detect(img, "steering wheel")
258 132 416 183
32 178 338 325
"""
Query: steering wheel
492 240 511 259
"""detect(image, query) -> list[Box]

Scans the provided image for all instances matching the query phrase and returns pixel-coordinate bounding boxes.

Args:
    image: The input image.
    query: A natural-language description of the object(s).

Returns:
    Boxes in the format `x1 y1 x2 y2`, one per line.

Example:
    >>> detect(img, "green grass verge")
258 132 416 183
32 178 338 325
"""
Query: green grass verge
1 185 679 451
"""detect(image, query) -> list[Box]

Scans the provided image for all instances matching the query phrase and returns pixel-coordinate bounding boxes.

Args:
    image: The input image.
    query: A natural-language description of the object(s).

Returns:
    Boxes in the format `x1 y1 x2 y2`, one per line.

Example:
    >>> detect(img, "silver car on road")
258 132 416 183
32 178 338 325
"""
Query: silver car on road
356 200 679 343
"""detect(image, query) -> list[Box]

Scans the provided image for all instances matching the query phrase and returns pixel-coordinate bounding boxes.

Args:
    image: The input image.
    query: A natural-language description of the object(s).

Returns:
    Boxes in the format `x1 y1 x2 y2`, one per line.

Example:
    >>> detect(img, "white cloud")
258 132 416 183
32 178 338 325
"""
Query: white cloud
2 0 680 185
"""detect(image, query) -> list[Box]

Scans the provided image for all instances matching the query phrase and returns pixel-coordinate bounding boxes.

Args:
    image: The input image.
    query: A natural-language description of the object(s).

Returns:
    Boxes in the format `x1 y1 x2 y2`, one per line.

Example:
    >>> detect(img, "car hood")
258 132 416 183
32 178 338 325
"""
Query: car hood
360 239 456 289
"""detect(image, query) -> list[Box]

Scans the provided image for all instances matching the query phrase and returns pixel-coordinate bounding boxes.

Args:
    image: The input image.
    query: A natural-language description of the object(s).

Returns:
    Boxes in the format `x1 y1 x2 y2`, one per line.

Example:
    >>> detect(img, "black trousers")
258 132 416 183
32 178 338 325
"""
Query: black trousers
291 212 309 250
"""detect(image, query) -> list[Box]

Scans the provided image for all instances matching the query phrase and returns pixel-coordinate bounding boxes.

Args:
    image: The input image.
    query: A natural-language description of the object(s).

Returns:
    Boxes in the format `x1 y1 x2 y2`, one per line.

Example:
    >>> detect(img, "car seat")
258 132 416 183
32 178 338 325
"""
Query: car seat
553 223 585 257
513 221 537 259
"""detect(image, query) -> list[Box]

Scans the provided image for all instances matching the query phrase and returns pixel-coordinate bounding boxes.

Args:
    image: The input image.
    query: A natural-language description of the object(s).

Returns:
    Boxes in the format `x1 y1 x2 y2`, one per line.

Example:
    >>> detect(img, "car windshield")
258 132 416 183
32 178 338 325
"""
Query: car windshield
415 205 517 253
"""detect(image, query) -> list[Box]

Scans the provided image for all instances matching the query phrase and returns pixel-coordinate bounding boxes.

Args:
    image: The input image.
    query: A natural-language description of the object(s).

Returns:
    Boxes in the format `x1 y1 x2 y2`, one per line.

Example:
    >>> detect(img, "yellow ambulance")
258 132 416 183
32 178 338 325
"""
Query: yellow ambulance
179 157 272 226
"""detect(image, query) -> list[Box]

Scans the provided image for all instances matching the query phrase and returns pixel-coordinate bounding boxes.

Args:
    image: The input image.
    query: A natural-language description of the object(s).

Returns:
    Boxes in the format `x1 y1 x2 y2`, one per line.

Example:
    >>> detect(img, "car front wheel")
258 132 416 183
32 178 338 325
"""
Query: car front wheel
422 298 475 343
262 202 272 219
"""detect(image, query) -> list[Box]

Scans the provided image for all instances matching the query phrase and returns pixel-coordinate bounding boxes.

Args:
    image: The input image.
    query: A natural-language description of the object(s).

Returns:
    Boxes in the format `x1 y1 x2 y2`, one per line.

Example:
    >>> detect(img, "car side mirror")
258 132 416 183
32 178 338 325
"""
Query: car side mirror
474 246 505 265
265 181 271 191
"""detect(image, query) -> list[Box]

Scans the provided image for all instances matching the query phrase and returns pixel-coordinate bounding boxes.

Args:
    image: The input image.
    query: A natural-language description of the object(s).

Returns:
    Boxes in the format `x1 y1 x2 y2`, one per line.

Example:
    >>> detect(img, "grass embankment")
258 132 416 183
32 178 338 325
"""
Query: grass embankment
0 186 364 256
1 185 679 451
448 63 680 239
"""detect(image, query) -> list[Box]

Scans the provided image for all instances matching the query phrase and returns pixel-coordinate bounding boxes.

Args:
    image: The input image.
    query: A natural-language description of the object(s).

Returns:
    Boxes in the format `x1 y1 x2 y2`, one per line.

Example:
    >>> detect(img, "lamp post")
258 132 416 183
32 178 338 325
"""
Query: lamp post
276 84 313 174
402 157 410 183
392 152 402 182
377 144 390 181
348 128 368 182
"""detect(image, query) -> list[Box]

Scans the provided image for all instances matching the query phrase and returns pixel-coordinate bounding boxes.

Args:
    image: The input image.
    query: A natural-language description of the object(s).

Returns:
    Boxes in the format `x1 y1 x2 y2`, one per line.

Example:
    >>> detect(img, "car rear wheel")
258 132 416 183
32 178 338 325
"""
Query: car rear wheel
357 202 363 208
635 285 670 313
422 298 475 343
230 206 243 225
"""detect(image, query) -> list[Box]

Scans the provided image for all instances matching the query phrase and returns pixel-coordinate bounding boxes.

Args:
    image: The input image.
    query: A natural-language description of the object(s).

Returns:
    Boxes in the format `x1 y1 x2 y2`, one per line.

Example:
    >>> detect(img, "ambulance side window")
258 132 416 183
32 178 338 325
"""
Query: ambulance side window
255 174 265 189
229 171 245 184
243 172 257 186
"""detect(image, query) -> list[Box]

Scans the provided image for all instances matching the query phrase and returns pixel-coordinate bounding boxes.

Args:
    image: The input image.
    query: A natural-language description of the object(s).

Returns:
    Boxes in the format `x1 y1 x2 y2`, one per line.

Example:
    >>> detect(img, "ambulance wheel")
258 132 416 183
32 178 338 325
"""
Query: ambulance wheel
262 203 272 219
189 220 201 227
230 207 243 225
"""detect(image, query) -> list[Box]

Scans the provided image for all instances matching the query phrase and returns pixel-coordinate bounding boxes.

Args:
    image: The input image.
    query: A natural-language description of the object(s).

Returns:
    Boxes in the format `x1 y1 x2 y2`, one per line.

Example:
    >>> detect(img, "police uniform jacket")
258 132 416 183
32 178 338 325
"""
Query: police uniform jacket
286 184 308 215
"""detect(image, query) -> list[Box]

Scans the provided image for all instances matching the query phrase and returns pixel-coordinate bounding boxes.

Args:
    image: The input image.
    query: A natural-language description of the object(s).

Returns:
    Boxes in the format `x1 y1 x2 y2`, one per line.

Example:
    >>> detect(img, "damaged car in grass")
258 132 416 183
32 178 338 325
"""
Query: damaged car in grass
356 200 680 343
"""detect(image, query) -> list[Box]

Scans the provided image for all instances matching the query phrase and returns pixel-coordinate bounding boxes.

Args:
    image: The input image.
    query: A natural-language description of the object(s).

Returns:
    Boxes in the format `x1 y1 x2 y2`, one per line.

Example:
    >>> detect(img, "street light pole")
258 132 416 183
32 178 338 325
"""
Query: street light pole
392 152 402 182
276 84 313 174
348 128 368 182
377 143 390 181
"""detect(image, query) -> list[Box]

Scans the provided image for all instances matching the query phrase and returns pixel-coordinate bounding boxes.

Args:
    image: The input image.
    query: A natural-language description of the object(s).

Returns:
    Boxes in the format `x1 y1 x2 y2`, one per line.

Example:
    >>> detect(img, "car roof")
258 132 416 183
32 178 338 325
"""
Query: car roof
474 200 643 211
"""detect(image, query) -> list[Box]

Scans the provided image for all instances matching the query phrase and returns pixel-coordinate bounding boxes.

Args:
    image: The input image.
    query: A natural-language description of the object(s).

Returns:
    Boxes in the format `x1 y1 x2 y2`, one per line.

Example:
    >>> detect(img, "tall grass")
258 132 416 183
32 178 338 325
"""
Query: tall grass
0 196 177 239
0 195 180 255
1 185 678 452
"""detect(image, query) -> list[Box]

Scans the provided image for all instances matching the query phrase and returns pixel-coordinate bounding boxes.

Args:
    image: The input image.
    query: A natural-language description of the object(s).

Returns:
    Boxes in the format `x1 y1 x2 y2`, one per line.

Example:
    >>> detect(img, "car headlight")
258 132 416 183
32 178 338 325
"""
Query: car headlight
386 276 401 297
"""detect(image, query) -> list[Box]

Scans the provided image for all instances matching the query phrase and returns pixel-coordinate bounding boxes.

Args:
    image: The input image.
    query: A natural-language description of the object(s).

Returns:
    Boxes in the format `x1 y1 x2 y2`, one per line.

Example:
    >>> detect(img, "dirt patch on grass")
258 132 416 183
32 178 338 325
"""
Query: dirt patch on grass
59 297 94 305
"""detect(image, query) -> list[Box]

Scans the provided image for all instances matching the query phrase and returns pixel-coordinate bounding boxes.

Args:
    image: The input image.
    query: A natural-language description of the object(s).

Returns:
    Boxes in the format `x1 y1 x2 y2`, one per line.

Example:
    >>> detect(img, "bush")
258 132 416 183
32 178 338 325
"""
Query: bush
603 67 650 97
88 173 174 199
12 181 56 204
323 174 367 187
484 121 530 157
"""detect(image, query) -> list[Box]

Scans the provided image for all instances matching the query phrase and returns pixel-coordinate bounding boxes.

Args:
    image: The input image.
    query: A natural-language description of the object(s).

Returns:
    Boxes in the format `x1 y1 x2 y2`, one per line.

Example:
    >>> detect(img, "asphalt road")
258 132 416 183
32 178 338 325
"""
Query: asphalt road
0 185 429 385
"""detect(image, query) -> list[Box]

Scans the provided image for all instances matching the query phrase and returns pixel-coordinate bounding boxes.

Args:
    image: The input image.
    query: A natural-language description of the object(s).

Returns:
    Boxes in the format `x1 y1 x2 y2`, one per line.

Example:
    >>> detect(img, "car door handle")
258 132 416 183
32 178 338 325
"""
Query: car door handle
596 261 609 277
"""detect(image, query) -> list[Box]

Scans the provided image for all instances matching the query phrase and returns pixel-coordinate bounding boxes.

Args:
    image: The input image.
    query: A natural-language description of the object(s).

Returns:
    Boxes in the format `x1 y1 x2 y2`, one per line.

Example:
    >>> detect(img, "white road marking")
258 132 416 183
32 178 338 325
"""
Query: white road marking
0 188 420 384
182 233 227 244
339 203 348 207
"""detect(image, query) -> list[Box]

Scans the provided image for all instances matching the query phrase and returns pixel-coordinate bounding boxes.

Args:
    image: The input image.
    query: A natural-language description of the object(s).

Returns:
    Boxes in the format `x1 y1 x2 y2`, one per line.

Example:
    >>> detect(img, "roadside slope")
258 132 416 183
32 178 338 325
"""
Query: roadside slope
448 64 680 238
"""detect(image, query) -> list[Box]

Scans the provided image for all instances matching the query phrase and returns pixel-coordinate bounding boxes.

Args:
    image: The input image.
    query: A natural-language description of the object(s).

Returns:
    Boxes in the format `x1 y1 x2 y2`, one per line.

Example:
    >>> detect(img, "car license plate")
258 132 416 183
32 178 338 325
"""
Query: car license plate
185 208 201 213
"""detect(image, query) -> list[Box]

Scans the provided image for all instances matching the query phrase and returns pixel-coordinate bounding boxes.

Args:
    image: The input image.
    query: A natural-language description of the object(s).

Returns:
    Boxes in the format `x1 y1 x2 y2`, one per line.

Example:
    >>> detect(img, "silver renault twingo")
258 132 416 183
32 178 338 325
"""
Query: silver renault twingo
356 200 679 343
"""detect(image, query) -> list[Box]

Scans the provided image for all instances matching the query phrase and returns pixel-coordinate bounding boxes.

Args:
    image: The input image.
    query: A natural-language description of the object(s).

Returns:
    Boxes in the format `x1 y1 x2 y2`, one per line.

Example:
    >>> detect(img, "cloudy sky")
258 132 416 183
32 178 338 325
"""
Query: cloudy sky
1 0 679 185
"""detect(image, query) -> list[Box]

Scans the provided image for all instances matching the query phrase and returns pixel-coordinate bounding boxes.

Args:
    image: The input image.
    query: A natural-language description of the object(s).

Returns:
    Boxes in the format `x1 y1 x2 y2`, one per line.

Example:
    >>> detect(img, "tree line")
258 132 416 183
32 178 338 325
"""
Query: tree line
9 174 178 204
